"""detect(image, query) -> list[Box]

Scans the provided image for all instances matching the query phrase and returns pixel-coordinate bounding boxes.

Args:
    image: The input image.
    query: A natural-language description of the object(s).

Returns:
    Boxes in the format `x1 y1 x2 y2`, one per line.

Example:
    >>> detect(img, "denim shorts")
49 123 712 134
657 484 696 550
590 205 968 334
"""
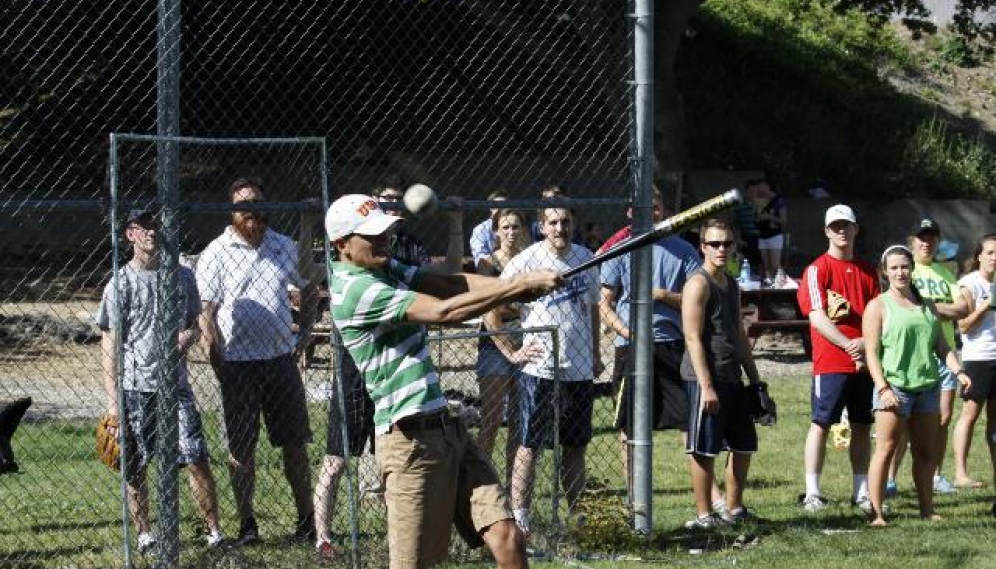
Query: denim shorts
873 382 941 417
938 358 958 392
476 337 519 378
123 384 209 472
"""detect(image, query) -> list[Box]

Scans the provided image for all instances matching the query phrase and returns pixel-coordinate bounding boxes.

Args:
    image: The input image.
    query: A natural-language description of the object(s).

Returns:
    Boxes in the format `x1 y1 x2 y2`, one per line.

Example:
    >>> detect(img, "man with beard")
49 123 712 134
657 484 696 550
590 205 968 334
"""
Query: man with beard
501 206 602 538
197 178 317 546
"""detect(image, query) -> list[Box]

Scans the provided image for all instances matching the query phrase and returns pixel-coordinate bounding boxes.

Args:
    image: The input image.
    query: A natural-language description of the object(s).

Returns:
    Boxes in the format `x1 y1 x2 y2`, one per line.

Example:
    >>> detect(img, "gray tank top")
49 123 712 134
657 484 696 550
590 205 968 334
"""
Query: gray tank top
680 268 743 384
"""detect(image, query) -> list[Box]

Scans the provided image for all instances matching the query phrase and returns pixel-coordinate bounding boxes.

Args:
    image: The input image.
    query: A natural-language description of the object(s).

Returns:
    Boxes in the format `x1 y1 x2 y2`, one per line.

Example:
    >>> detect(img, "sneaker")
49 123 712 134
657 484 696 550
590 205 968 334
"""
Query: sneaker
137 532 157 555
315 540 337 563
885 479 898 498
720 506 759 524
799 493 829 513
933 475 956 495
684 513 729 529
236 516 260 546
206 530 225 548
852 495 890 515
294 512 317 543
711 499 727 516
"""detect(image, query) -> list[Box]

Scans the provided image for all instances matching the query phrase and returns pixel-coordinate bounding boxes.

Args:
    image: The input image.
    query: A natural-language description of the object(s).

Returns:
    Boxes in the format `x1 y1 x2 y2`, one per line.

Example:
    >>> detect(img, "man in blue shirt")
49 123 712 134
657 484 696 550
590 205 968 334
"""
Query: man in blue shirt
599 223 724 511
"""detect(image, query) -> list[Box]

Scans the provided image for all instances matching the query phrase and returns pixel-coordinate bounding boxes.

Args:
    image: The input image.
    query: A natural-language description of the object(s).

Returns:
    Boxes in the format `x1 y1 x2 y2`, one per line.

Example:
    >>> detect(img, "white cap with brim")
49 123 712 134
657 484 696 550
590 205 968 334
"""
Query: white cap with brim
824 204 856 226
326 194 404 241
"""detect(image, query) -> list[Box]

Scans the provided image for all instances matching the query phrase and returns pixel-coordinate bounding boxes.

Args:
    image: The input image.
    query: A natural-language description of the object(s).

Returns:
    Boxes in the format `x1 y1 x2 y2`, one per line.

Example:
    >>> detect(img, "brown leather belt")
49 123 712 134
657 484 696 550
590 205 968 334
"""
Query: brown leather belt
392 410 455 433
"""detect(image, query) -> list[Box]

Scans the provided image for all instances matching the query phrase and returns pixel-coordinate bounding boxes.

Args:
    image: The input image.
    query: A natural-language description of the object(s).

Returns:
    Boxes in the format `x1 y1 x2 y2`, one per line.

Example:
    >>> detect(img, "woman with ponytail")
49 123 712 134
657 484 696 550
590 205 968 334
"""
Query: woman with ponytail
863 245 970 526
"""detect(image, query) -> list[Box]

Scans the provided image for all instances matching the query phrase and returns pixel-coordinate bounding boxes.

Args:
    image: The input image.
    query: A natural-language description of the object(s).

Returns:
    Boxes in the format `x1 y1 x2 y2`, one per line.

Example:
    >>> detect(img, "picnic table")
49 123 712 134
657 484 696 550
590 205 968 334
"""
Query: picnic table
740 283 812 357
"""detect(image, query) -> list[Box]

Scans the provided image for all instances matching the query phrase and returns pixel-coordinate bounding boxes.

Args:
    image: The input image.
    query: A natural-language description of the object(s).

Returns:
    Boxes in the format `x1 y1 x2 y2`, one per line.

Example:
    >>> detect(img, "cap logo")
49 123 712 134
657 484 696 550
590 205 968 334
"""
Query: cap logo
356 199 380 217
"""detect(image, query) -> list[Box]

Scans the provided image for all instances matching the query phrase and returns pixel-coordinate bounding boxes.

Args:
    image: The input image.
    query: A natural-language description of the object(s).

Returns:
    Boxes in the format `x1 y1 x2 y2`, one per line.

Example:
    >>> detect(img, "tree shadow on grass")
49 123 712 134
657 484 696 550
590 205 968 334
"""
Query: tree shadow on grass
657 511 869 554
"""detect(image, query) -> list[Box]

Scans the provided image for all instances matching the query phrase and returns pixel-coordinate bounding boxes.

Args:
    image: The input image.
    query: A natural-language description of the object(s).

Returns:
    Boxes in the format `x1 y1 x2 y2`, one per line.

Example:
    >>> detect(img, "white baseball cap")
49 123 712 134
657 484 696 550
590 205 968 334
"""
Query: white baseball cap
325 194 403 241
824 204 856 226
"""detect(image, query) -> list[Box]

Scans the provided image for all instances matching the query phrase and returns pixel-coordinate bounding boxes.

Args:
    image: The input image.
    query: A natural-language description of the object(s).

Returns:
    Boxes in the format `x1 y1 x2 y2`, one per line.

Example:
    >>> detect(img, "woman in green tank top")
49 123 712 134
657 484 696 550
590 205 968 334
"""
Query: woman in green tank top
864 245 971 526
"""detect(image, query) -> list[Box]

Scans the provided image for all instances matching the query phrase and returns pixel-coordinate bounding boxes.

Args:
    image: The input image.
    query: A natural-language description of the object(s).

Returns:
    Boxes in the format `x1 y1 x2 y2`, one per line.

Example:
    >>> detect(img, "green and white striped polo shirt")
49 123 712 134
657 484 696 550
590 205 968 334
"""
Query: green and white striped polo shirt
330 260 446 434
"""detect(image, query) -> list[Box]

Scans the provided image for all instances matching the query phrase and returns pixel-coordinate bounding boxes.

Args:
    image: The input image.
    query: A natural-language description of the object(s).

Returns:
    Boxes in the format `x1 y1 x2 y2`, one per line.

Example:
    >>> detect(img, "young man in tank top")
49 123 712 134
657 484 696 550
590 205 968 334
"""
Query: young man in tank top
680 219 764 527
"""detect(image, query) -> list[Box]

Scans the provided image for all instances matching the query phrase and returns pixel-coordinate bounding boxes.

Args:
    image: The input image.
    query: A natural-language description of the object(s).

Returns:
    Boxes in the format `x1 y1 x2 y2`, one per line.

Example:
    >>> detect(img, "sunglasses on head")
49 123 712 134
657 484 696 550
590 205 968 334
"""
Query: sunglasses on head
703 240 735 249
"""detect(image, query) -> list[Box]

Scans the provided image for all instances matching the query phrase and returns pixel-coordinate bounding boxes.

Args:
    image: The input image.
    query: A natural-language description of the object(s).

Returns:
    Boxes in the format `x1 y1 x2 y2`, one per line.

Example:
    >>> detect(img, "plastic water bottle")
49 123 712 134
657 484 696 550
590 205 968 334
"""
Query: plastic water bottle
740 258 751 285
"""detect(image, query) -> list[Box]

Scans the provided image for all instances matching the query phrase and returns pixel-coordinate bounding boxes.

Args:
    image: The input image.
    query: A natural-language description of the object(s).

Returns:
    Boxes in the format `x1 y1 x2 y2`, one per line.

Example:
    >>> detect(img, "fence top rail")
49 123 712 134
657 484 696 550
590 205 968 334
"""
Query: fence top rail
0 199 325 214
109 133 328 145
0 198 630 213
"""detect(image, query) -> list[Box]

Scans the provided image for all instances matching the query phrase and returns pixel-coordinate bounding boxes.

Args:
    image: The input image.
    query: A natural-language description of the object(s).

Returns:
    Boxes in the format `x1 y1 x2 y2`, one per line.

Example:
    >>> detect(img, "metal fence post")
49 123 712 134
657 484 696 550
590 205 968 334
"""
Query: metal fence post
108 133 136 569
630 0 655 536
154 0 182 564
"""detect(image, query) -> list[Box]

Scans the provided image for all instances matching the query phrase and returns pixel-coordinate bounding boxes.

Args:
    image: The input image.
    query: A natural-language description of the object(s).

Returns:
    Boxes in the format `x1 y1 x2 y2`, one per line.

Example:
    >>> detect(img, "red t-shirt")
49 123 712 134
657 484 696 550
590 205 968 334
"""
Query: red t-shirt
597 226 632 254
797 253 879 374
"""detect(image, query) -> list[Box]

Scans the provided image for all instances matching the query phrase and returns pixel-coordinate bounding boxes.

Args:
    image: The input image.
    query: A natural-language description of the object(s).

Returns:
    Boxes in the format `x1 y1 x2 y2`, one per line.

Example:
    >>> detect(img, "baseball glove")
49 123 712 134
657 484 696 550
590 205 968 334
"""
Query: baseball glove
831 421 851 450
745 382 777 427
96 413 121 471
826 289 851 322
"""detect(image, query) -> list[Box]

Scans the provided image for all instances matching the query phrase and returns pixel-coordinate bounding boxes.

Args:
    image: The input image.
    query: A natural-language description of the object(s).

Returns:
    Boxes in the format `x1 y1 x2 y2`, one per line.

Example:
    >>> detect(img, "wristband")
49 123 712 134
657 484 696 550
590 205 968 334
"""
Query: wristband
877 385 891 396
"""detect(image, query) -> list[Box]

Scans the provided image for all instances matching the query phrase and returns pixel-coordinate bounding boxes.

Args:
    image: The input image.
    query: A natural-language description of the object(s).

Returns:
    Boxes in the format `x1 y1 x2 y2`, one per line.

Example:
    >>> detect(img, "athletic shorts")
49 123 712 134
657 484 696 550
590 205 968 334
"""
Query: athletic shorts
377 413 512 565
123 385 209 473
811 371 874 426
684 381 758 457
962 360 996 402
219 353 312 457
476 336 520 379
613 342 689 435
517 373 594 449
873 382 940 417
326 350 375 458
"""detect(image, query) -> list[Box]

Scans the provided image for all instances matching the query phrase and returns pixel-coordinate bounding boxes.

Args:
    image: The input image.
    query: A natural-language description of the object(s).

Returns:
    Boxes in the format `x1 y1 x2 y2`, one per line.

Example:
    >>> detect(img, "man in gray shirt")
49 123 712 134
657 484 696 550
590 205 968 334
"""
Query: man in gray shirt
97 209 224 554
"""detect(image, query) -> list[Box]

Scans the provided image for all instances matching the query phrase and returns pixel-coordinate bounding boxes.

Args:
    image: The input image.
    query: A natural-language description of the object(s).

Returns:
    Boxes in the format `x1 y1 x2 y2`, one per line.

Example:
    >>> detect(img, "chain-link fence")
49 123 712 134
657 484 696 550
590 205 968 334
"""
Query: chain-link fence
1 1 644 567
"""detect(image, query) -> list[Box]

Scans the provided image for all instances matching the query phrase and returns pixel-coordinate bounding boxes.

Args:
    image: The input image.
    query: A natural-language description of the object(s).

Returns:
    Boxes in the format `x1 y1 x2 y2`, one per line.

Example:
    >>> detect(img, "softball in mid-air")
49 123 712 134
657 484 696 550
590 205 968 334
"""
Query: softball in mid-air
403 184 439 216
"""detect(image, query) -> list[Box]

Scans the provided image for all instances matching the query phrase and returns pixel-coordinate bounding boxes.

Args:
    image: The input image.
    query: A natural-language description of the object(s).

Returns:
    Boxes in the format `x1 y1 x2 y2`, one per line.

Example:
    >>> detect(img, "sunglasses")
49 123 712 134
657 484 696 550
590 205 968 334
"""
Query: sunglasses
703 240 735 249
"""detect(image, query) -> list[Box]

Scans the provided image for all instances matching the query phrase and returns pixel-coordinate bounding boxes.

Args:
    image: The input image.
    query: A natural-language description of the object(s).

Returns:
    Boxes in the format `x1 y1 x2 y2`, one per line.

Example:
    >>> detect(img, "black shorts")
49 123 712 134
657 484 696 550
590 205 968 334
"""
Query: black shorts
684 381 758 457
962 360 996 402
326 350 375 457
612 342 689 435
219 353 313 457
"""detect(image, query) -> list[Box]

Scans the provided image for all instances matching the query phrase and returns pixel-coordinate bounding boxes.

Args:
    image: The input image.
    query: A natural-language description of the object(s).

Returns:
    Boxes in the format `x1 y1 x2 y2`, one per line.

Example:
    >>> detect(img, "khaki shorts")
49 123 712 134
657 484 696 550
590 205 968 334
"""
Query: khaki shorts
376 412 512 568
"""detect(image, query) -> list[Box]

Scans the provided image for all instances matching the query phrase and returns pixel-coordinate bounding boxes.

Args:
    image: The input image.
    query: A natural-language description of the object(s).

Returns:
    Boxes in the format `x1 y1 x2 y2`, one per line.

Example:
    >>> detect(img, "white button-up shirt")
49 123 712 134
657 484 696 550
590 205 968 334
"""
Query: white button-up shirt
196 227 306 361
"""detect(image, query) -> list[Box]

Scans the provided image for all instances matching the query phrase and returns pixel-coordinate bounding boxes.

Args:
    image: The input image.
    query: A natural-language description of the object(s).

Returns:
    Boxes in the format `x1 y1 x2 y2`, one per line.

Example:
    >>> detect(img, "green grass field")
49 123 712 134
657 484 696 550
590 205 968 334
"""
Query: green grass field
2 374 996 568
